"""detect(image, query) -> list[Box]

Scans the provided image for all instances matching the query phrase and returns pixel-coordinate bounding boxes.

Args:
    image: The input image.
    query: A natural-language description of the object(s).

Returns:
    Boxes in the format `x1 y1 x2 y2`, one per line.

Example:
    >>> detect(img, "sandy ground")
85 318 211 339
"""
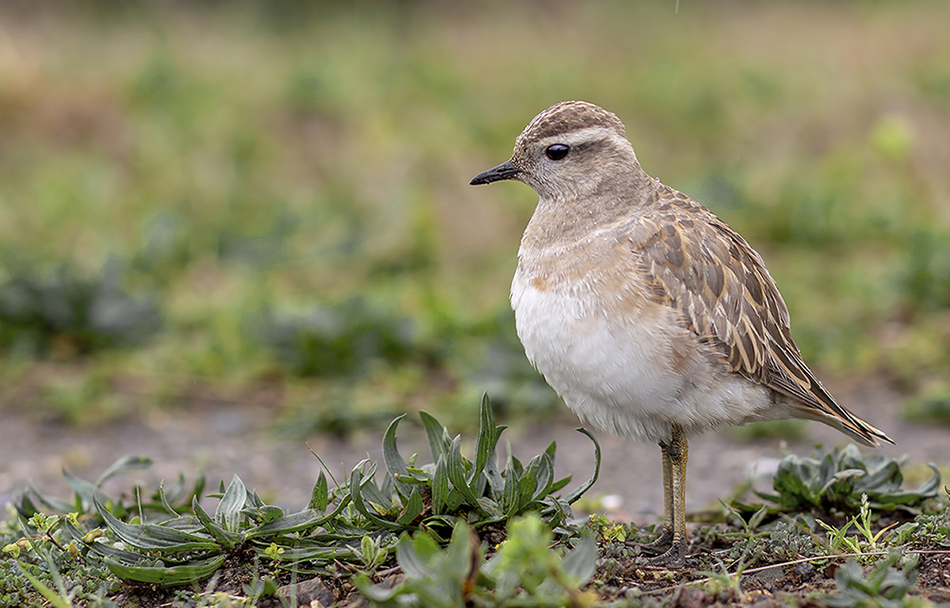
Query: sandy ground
1 375 947 524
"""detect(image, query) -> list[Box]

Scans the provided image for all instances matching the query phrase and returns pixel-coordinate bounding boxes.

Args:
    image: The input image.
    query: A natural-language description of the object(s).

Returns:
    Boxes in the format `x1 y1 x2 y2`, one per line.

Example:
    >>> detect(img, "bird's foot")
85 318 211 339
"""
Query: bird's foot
640 539 685 569
632 527 674 556
627 531 685 569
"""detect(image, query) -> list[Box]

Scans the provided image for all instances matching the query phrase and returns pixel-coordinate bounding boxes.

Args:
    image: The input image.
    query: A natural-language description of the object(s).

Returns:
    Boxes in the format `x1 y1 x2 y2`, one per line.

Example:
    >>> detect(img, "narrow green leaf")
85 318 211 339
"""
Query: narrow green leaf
193 497 242 549
93 491 218 552
748 504 770 531
63 517 174 563
482 436 506 497
192 472 207 503
104 554 225 586
383 414 414 497
856 460 902 494
15 562 72 608
20 486 75 517
245 490 266 511
349 465 406 531
161 473 188 506
96 455 155 487
432 456 450 516
564 429 601 505
158 481 180 517
396 532 440 579
500 456 518 513
360 475 395 513
244 504 284 525
908 464 941 498
444 520 475 579
817 452 837 490
260 543 352 564
246 508 334 538
512 469 538 515
529 448 556 501
11 489 39 519
549 475 572 494
446 436 483 510
420 411 452 463
310 472 329 511
62 468 99 511
562 536 597 586
396 489 425 525
81 534 164 563
215 475 247 532
473 395 506 483
353 573 400 602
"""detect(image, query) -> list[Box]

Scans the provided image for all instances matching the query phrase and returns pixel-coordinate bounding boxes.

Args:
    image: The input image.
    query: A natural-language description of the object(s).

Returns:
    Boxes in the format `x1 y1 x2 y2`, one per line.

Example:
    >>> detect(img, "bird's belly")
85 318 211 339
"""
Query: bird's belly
510 274 772 443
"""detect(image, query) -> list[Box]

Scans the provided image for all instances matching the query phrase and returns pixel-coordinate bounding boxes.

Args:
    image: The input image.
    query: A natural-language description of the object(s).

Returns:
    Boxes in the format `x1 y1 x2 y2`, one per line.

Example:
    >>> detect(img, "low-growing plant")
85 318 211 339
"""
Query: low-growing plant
2 396 600 596
0 263 162 359
717 502 817 569
903 387 950 426
11 455 200 525
812 494 899 560
253 297 421 377
735 444 940 518
905 487 950 549
822 552 925 608
354 515 598 608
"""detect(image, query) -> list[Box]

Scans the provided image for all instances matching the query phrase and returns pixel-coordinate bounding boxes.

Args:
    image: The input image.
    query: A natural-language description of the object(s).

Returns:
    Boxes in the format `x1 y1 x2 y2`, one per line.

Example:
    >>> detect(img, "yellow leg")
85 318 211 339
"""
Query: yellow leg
646 424 687 568
638 442 674 553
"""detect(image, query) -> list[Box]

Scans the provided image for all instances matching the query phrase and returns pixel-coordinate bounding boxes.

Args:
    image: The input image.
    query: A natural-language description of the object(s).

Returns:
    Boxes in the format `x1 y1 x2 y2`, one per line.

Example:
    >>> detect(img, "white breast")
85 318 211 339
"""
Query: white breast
510 268 774 444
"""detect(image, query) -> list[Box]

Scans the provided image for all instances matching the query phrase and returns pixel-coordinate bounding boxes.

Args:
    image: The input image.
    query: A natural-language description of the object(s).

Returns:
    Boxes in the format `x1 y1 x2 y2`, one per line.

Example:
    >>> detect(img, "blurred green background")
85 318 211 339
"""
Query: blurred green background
1 1 949 435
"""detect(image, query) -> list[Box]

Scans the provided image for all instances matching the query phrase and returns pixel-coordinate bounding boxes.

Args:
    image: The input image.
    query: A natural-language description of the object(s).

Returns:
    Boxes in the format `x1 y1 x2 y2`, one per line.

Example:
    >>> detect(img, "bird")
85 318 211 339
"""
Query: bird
469 101 893 568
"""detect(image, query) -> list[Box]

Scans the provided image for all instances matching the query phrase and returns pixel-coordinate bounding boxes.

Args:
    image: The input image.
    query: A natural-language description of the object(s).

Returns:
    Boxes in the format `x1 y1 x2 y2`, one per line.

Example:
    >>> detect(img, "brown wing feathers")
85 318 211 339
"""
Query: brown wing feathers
637 187 894 447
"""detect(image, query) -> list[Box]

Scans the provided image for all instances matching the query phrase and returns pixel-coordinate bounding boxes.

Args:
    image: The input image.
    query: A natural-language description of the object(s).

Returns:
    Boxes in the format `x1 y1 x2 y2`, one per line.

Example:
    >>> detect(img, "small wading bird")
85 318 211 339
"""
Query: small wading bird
470 101 893 568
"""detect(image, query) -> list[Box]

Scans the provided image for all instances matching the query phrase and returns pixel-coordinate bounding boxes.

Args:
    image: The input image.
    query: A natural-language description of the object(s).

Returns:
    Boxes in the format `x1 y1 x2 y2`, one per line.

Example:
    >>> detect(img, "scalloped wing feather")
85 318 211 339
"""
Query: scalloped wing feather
635 186 893 447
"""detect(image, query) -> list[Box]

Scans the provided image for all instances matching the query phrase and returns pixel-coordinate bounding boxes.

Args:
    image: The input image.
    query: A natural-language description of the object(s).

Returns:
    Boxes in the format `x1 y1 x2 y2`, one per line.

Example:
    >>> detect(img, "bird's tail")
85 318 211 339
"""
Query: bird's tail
793 403 895 447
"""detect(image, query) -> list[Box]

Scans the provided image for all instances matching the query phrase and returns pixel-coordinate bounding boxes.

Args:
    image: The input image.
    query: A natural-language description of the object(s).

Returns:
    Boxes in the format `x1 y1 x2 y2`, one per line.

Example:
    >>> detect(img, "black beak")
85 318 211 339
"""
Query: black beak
470 161 522 185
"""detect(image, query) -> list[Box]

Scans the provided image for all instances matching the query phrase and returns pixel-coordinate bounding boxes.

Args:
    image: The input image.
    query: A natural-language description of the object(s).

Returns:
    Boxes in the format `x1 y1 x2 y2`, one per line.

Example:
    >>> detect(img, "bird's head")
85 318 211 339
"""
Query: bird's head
470 101 641 201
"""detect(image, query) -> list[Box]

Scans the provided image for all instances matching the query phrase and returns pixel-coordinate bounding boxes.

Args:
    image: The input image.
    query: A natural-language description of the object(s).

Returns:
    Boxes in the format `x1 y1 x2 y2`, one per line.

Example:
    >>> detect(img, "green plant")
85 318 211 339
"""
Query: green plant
587 514 629 544
254 297 422 377
11 455 201 525
904 386 950 426
378 395 600 535
0 263 162 358
741 444 940 516
905 487 950 548
3 397 599 592
808 494 894 559
822 553 927 608
718 502 817 569
354 515 598 608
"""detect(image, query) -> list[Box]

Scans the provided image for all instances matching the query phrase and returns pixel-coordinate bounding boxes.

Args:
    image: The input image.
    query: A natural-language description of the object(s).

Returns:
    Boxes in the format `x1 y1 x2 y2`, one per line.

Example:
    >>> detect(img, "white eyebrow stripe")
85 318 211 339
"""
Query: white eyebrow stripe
534 126 628 150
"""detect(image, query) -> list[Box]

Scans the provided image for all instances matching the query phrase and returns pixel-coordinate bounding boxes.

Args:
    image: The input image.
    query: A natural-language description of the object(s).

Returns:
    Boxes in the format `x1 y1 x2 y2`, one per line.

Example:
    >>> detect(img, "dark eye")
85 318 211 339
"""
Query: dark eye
545 144 570 160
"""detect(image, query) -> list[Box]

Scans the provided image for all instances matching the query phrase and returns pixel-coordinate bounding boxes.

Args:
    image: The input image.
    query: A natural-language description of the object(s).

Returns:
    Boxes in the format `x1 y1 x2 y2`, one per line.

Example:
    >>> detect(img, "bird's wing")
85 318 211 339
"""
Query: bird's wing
633 187 893 446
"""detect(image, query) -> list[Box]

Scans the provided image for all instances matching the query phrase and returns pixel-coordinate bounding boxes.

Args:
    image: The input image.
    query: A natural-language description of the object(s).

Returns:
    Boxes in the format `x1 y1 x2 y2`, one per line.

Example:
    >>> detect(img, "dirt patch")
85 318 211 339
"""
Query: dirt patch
914 551 950 604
